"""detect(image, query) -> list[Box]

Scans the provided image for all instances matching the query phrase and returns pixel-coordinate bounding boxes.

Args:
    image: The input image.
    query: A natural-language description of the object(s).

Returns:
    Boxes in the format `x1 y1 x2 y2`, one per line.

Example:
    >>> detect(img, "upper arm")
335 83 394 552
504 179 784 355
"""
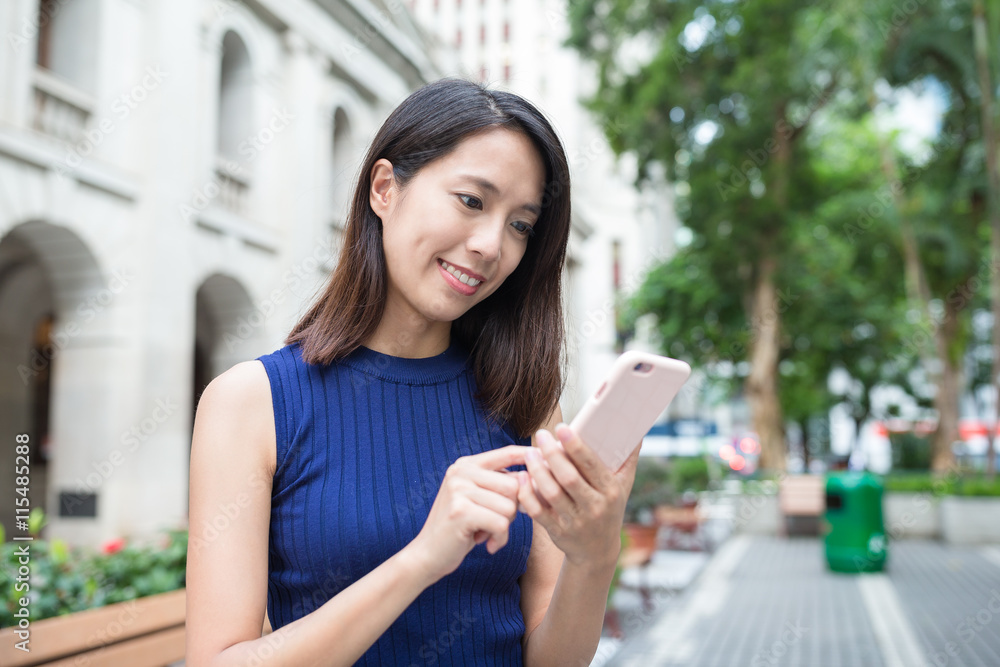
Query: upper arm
185 360 276 664
518 402 566 646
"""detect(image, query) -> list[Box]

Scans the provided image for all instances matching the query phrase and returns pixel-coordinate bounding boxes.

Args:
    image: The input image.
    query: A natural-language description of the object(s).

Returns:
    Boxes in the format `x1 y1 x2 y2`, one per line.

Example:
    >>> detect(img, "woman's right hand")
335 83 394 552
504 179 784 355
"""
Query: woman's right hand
408 444 529 582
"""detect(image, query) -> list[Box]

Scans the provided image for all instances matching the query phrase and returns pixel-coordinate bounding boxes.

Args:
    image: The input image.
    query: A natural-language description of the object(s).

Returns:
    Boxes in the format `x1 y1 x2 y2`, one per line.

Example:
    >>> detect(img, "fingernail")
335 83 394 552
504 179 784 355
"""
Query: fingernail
555 423 573 444
518 471 527 486
525 448 539 463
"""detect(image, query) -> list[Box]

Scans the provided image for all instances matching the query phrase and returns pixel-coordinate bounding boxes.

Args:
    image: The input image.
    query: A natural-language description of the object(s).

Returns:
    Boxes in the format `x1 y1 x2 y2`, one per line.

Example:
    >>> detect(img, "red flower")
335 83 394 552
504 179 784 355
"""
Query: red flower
101 537 126 554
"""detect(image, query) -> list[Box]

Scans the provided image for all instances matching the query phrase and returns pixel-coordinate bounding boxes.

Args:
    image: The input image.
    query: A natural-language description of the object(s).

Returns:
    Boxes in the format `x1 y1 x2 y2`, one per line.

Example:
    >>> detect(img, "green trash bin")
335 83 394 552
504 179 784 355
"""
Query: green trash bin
823 472 887 573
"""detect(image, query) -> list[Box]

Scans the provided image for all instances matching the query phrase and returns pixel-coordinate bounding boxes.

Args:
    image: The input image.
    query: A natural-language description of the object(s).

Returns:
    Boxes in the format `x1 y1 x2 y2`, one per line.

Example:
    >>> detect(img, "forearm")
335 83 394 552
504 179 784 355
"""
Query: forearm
209 545 437 667
523 556 618 667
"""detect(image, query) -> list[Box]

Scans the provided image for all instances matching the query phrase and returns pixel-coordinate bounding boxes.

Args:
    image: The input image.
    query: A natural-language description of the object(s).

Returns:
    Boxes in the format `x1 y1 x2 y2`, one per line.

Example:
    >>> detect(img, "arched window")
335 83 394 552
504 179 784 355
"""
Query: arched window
216 31 254 213
35 0 97 91
217 31 253 161
33 0 99 142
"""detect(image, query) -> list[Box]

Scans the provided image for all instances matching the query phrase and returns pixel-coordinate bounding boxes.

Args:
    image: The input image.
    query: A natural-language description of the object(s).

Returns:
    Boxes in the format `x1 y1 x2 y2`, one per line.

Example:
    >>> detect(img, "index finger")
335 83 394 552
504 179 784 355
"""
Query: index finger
466 444 530 470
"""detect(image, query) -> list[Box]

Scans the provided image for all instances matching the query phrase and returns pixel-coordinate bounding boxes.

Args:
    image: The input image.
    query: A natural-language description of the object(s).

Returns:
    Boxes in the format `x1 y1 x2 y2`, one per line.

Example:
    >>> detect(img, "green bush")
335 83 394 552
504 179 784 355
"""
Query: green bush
953 476 1000 497
883 472 1000 497
671 456 713 495
0 509 186 628
882 473 946 494
624 456 722 521
625 457 674 521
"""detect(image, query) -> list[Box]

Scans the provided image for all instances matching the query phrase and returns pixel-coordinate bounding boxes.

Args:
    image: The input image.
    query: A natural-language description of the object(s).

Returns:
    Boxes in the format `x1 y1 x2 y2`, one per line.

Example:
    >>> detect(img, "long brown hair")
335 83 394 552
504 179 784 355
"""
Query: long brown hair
285 77 570 438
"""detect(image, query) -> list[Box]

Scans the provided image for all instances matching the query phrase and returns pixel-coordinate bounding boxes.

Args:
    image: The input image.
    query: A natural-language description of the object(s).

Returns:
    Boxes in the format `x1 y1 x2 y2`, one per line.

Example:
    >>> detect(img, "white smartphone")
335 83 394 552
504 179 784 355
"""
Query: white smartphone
569 351 692 472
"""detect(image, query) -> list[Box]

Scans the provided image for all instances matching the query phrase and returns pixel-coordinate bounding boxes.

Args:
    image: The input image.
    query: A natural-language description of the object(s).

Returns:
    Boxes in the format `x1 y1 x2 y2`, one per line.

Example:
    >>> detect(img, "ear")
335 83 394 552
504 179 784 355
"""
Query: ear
369 158 395 221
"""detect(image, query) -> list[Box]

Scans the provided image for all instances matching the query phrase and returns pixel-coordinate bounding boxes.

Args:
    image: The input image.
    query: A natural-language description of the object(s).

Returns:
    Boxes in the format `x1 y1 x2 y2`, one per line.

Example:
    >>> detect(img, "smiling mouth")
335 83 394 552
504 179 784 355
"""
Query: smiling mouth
438 259 484 286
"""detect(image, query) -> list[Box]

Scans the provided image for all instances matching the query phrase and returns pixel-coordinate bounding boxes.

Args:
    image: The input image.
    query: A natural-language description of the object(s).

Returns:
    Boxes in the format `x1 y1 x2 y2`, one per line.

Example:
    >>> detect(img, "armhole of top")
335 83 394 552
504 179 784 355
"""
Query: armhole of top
255 354 289 478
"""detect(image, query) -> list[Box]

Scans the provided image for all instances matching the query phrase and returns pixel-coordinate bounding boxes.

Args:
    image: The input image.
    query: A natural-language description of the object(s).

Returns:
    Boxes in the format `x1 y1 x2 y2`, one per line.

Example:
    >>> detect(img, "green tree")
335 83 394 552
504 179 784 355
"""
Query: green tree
869 0 989 471
567 0 865 470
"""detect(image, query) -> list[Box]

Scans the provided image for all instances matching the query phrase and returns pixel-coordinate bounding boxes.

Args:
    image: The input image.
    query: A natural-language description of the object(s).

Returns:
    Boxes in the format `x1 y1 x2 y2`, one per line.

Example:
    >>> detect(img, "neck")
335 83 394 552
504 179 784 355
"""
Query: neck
363 324 452 359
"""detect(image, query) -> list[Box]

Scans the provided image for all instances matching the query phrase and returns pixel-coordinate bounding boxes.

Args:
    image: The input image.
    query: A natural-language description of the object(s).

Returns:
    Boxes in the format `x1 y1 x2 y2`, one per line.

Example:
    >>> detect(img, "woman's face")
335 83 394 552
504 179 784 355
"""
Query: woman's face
369 127 546 329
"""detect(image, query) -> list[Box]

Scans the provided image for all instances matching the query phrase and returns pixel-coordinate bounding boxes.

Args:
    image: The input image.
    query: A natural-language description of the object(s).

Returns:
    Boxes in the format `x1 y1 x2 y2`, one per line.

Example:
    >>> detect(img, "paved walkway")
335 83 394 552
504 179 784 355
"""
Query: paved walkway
594 536 1000 667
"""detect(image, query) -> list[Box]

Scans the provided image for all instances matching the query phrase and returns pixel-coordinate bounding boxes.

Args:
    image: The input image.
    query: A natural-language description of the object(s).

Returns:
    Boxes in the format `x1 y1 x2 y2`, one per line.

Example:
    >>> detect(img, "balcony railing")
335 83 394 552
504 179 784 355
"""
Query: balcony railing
32 68 94 144
215 158 250 216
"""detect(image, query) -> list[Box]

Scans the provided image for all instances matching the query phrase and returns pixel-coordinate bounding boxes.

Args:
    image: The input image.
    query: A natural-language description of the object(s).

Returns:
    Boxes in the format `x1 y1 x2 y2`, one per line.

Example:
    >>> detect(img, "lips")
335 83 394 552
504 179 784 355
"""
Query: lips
438 259 486 285
437 259 483 296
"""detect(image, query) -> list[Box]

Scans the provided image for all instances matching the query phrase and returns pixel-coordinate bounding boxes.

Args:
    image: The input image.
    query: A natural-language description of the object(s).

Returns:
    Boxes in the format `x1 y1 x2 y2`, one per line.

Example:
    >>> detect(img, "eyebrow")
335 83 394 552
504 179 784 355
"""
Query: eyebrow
457 174 542 216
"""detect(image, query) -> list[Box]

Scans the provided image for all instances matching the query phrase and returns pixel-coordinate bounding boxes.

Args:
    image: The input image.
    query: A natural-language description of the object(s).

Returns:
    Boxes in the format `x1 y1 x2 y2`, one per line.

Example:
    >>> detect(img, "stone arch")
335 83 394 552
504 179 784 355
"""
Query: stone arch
0 220 109 538
192 273 268 417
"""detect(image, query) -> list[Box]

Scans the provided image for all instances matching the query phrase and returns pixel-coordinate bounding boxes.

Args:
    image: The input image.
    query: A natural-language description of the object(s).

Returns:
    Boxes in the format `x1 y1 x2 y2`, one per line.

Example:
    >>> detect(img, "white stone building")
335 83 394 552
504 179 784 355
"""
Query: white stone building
0 0 682 549
0 0 439 547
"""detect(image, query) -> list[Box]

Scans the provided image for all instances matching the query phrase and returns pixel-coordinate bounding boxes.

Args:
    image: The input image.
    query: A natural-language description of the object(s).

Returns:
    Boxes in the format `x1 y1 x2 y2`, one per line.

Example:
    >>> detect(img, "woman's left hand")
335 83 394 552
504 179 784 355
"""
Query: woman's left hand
516 423 641 568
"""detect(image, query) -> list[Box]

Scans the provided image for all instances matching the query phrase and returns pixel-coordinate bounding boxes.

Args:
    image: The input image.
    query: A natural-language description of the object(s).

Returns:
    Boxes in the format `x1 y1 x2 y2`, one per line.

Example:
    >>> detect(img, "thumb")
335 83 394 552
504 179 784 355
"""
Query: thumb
615 440 643 485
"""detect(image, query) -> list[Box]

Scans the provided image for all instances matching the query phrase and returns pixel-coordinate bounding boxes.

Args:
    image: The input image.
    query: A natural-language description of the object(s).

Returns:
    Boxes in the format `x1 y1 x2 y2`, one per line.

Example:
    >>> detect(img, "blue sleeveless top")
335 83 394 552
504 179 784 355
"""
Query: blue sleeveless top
255 337 533 665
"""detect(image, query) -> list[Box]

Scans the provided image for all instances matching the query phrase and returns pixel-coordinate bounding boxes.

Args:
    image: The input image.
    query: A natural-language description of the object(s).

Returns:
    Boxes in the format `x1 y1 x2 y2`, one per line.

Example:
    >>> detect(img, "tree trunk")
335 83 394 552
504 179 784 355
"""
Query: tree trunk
931 296 962 472
746 103 796 473
974 0 1000 479
745 255 785 471
872 108 957 471
799 417 811 472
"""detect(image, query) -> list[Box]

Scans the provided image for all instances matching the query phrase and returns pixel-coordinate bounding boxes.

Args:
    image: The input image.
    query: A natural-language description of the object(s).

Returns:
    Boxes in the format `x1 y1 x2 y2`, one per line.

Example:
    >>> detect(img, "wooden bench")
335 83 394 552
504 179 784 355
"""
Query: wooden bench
778 474 825 536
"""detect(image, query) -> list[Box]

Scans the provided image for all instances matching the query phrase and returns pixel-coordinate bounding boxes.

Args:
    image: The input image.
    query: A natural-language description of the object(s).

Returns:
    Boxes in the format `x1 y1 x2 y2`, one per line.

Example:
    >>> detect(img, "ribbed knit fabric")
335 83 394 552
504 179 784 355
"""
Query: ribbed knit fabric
255 337 533 666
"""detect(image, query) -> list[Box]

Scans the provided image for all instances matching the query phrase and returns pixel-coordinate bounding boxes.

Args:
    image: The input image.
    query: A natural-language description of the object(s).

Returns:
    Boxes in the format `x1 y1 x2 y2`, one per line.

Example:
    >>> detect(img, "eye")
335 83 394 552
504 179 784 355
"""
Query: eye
458 194 483 210
512 221 536 238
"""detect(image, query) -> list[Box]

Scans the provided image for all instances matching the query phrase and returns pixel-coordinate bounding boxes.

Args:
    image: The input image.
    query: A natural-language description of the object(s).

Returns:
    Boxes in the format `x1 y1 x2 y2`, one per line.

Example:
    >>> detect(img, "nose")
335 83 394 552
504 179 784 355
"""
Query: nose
466 217 504 263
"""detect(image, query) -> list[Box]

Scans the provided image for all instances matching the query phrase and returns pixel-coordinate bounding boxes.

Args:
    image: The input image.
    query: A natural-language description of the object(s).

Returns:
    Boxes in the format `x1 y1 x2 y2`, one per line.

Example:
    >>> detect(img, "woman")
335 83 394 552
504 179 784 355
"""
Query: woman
186 77 641 666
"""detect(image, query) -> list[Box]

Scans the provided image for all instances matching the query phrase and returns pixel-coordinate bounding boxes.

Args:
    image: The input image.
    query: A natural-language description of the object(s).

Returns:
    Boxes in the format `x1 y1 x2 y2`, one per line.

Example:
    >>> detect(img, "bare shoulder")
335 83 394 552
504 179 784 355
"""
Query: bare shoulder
195 359 276 475
187 359 276 661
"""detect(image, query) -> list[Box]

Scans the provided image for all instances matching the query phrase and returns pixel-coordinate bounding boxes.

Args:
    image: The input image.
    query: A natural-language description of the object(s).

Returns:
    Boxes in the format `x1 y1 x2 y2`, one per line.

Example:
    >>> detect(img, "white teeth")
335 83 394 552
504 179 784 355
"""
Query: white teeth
441 260 481 286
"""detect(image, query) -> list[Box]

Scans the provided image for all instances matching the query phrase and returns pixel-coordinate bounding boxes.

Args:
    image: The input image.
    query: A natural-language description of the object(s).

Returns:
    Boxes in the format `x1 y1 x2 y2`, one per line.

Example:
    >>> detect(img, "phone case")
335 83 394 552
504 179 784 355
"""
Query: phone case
569 351 692 472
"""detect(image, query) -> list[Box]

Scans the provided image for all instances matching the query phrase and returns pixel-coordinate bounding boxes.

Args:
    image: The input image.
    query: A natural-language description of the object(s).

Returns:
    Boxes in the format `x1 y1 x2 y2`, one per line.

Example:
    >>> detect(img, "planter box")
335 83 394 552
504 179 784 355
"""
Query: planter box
0 588 185 667
883 492 941 540
941 497 1000 545
732 494 780 536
